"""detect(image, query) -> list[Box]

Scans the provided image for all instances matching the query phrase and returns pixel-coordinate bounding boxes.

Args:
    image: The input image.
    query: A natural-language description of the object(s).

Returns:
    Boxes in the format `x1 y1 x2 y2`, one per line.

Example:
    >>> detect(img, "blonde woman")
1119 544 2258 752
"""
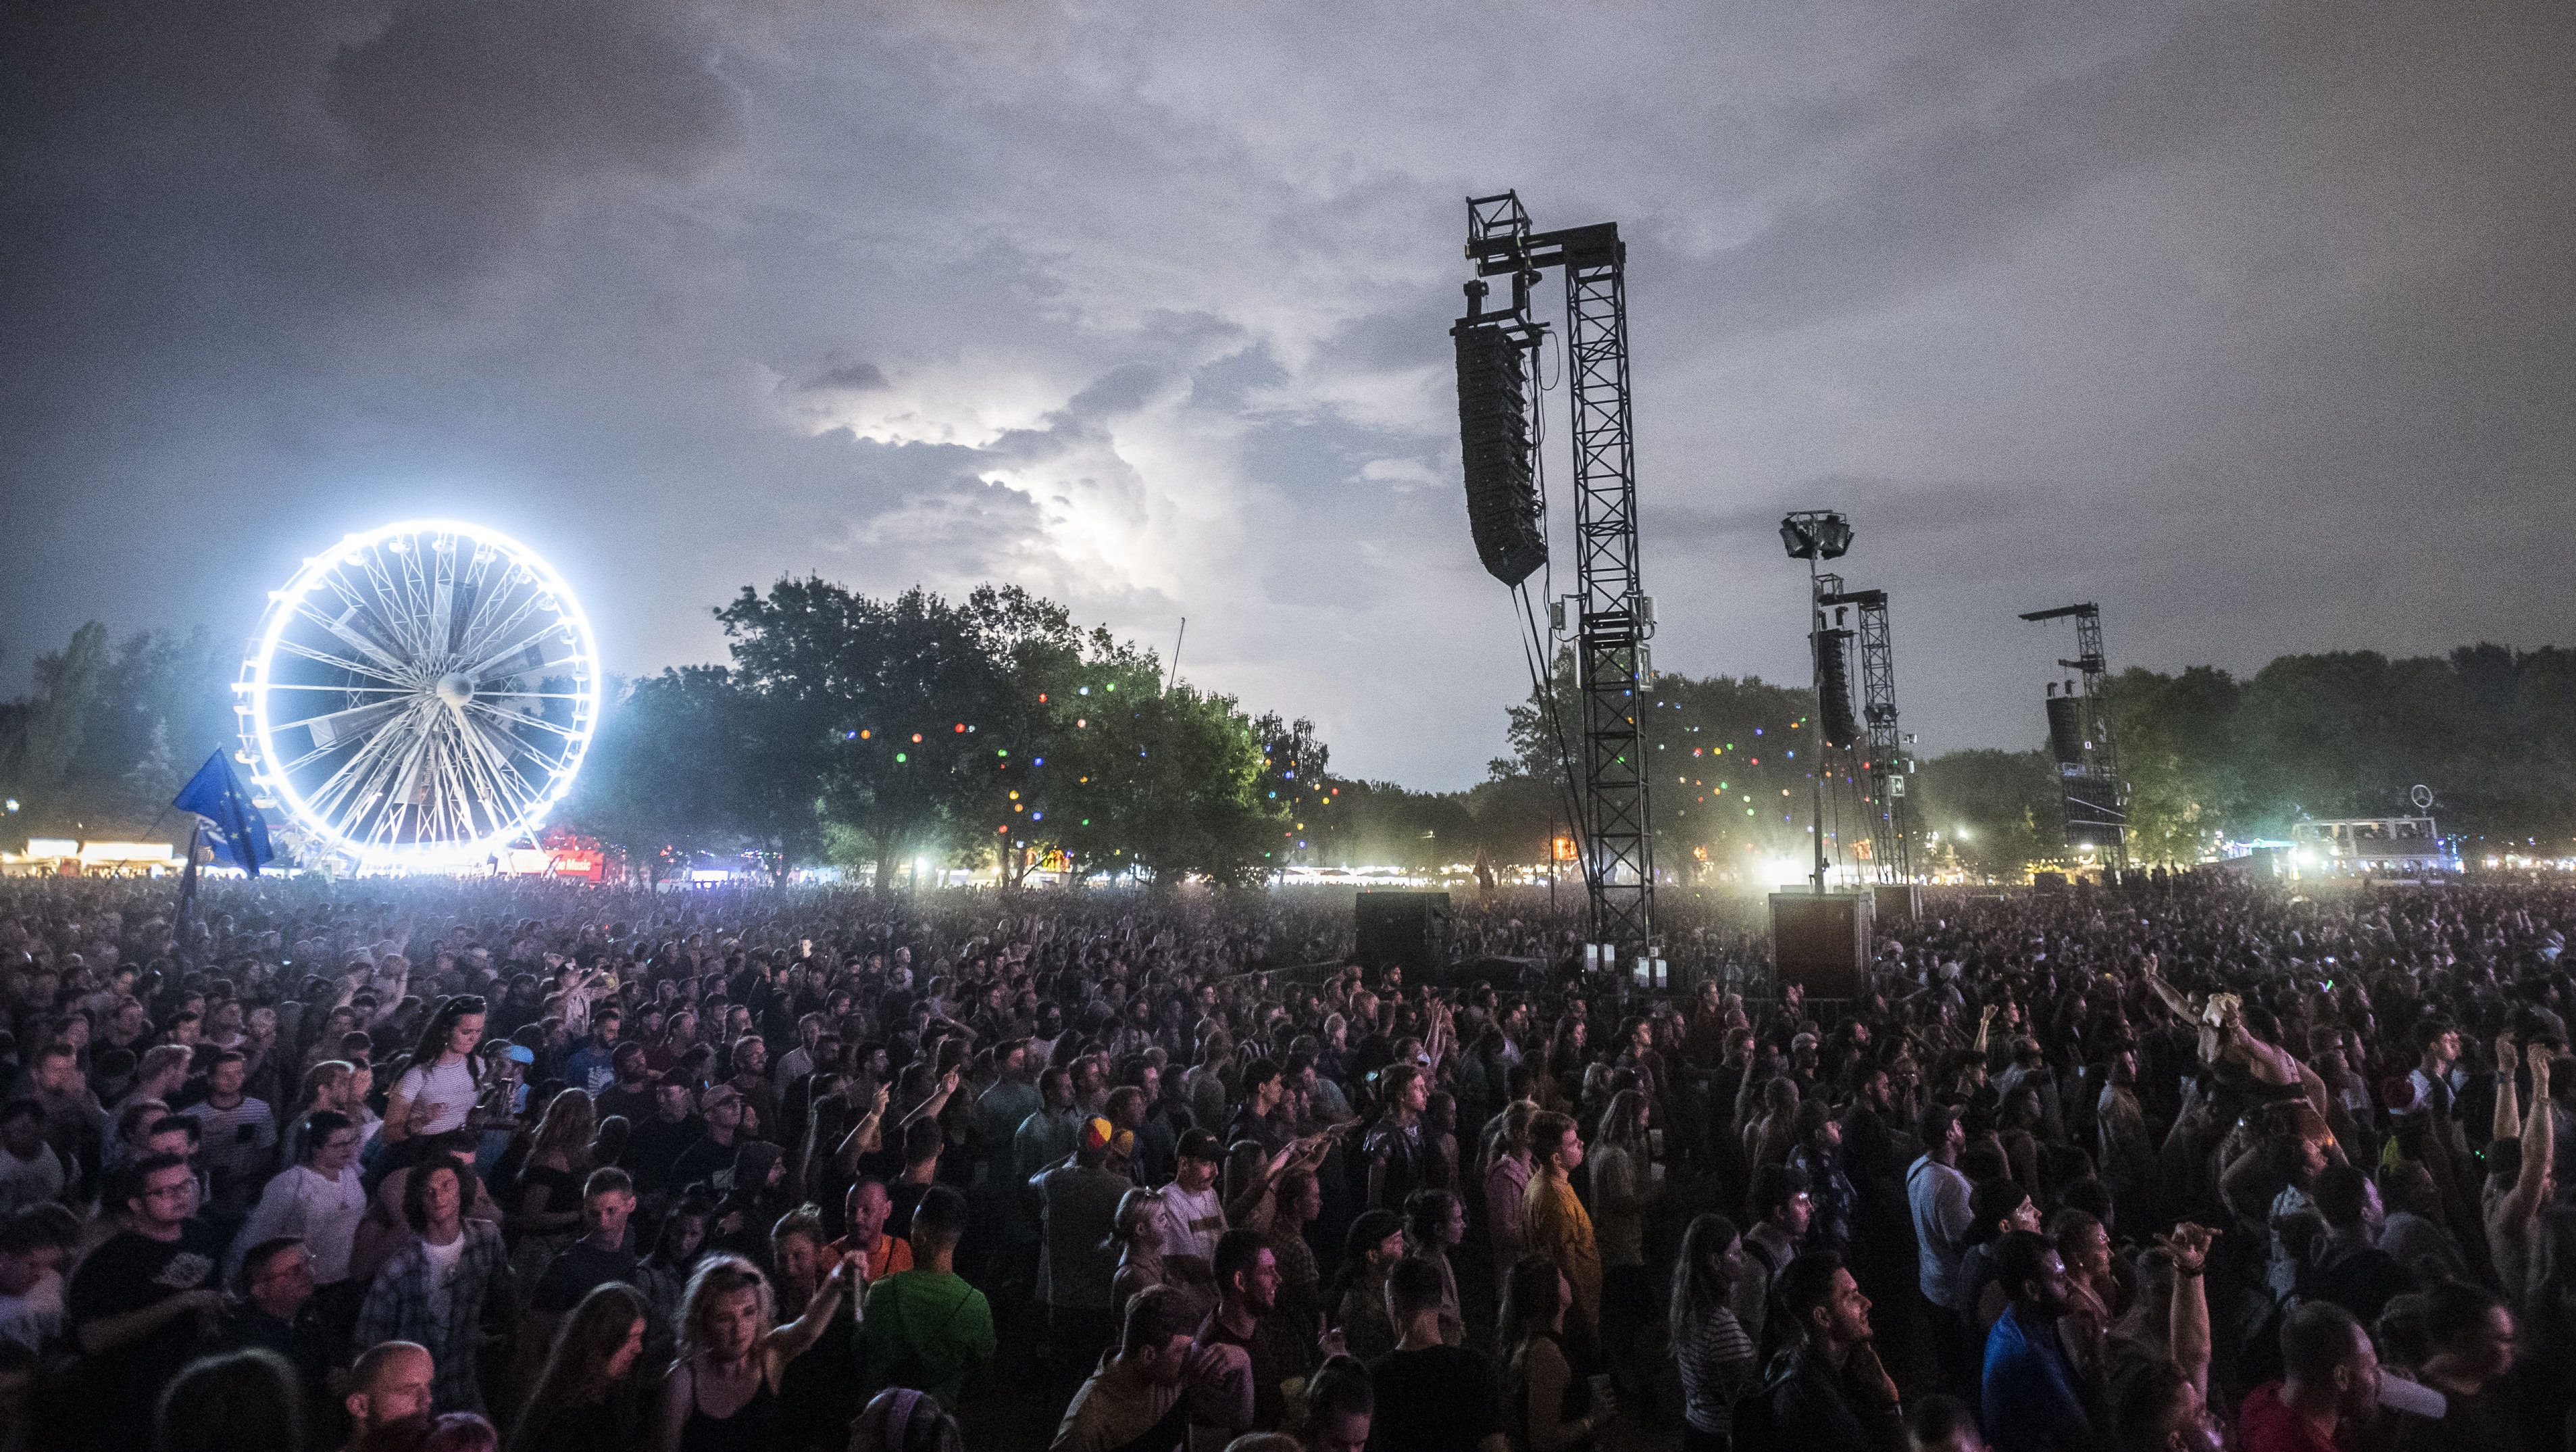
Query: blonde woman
653 1252 859 1452
1107 1186 1169 1325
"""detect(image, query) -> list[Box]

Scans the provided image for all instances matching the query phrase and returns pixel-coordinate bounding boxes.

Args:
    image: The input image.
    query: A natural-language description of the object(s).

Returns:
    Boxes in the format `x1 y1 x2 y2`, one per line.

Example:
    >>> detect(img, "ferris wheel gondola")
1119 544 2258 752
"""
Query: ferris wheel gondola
235 520 601 864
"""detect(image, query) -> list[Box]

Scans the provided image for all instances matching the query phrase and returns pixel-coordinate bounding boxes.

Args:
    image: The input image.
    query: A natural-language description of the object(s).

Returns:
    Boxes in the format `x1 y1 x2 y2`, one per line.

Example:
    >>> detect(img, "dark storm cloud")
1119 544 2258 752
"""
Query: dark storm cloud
2 0 2569 787
326 1 742 206
796 362 892 395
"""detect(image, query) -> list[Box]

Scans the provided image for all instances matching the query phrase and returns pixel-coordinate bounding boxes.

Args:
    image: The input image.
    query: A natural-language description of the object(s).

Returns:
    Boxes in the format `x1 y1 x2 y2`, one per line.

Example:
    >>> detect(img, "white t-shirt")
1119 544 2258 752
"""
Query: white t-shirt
230 1163 371 1284
1158 1183 1226 1264
0 1143 66 1216
0 1268 64 1353
422 1230 468 1318
394 1059 477 1136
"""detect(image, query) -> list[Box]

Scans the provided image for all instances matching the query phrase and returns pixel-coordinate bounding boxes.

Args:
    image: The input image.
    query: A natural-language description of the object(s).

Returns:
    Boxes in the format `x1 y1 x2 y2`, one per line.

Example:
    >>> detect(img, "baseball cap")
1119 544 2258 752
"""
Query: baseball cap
1178 1129 1223 1163
700 1084 742 1115
1080 1116 1135 1158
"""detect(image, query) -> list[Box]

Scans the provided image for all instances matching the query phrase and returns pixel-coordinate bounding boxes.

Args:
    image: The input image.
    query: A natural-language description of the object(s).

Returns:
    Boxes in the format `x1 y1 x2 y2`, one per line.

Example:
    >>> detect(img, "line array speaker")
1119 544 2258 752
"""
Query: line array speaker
1453 320 1546 586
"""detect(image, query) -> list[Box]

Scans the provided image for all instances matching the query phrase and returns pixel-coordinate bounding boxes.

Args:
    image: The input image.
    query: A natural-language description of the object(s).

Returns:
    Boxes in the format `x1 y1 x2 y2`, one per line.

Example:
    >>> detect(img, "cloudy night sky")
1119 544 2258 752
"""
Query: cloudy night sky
5 1 2570 790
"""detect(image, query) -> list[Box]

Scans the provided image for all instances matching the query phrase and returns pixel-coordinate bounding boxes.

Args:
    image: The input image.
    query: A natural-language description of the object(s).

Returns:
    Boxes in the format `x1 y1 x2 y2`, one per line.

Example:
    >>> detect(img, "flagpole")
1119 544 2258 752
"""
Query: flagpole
174 823 202 970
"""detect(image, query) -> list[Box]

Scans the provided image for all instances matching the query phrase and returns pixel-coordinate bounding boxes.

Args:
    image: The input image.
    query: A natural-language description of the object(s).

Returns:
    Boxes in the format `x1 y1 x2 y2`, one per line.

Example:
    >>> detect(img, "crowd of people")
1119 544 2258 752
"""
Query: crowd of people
1 870 2573 1452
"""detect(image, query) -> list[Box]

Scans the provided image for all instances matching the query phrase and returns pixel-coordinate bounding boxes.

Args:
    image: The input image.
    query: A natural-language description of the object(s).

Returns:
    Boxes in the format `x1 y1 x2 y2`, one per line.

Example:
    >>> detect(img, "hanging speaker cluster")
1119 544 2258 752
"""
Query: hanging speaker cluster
2043 691 2086 767
1815 628 1859 747
1453 319 1546 586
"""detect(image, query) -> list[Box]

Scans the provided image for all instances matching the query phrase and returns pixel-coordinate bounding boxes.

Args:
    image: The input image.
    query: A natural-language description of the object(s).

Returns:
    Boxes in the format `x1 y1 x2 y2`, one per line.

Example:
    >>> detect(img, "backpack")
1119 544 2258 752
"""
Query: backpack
1731 1351 1794 1452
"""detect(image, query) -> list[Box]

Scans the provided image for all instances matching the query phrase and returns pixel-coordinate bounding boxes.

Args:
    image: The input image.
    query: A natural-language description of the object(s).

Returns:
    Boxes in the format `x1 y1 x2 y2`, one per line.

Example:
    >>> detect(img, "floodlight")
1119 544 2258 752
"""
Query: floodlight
1779 511 1854 561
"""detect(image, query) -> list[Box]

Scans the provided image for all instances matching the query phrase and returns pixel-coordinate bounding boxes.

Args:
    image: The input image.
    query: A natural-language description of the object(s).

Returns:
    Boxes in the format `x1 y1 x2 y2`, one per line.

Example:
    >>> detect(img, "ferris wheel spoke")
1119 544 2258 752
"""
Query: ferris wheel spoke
261 682 413 694
467 698 580 740
453 712 547 820
321 567 413 658
459 586 540 654
274 637 408 687
459 598 548 670
299 697 412 752
293 601 412 678
428 571 457 662
355 556 428 663
304 704 427 827
454 570 525 661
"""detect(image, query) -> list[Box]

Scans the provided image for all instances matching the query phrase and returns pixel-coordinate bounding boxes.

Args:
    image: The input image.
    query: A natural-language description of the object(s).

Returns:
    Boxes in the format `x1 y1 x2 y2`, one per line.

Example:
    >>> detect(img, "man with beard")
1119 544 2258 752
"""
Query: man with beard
592 1042 658 1126
1194 1228 1307 1433
1980 1231 2093 1452
342 1339 437 1452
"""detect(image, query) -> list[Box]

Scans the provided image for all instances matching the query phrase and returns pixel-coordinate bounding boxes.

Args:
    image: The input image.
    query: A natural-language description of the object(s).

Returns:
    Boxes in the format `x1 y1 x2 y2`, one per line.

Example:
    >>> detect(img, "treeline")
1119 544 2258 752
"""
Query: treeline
569 581 1298 885
0 624 236 839
5 601 2570 884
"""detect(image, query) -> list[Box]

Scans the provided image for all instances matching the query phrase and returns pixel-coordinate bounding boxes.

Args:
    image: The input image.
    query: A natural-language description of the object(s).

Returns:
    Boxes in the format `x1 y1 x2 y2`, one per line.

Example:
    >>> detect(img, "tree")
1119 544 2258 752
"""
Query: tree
2104 665 2246 864
719 579 997 888
1912 749 2061 880
564 666 778 882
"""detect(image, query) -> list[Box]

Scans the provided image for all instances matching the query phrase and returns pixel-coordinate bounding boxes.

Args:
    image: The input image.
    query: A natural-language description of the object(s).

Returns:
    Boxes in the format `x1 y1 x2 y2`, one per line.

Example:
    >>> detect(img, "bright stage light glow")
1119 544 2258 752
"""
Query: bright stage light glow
238 519 602 867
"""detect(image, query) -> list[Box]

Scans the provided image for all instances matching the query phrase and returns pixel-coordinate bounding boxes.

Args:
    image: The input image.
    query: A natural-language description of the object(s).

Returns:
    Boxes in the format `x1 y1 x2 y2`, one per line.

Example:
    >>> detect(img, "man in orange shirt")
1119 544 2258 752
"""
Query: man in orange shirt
1521 1110 1601 1338
828 1176 914 1282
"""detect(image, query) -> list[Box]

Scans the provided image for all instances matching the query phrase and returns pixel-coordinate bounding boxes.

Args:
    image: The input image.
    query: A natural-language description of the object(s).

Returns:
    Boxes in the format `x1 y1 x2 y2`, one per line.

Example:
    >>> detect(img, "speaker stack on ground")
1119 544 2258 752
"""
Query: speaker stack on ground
1353 891 1454 976
1768 891 1875 1001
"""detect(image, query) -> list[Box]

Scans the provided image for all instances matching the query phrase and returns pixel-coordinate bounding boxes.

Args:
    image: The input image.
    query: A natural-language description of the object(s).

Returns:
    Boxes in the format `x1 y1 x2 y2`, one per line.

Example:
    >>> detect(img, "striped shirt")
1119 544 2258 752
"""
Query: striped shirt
1678 1303 1757 1434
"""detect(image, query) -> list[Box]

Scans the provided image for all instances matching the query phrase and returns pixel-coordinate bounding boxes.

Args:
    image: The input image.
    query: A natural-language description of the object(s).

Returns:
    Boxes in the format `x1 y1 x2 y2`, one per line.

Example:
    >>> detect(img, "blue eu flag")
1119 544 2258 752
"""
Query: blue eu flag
173 751 274 876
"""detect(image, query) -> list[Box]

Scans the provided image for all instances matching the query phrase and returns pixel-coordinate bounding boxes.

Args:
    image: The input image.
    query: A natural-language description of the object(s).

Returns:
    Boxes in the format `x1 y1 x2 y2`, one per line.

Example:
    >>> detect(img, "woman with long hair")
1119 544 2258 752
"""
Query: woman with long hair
1670 1214 1756 1452
1545 1016 1588 1111
1484 1100 1538 1297
1501 1252 1612 1451
1591 1088 1663 1391
384 996 487 1155
281 1059 373 1165
1400 1189 1467 1346
1744 1078 1801 1183
511 1282 650 1452
509 1088 595 1284
636 1195 716 1359
651 1253 857 1452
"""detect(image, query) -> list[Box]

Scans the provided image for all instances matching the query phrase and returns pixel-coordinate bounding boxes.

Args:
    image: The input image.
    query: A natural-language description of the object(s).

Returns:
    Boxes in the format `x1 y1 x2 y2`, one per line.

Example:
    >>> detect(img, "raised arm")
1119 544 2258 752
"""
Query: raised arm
2158 1222 2216 1400
901 1068 961 1132
769 1253 857 1363
834 1083 891 1174
2502 1045 2554 1230
2492 1033 2521 1145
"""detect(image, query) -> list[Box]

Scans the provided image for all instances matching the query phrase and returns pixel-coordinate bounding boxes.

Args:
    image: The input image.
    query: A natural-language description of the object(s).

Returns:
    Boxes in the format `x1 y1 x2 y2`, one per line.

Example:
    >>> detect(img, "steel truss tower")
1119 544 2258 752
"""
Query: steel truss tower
1821 587 1910 882
1465 193 1655 956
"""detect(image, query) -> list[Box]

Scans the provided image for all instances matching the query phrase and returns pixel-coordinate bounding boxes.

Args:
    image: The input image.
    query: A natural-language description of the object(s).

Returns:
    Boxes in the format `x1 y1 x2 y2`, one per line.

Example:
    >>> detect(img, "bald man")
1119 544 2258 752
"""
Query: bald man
343 1340 434 1451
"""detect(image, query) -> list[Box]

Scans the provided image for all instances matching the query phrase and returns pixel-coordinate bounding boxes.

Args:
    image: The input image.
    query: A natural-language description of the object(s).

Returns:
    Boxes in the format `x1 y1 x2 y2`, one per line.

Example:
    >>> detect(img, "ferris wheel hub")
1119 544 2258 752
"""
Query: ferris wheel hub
434 672 475 708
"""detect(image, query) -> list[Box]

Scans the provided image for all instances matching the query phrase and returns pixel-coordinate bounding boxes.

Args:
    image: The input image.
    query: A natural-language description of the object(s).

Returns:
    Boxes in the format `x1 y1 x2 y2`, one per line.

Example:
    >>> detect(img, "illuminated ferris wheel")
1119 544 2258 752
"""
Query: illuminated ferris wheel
236 520 601 863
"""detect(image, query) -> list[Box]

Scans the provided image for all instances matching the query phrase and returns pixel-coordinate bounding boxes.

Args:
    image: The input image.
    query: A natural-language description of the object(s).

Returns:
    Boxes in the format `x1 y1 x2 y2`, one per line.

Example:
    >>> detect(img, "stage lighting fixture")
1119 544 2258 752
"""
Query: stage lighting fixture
1779 510 1854 561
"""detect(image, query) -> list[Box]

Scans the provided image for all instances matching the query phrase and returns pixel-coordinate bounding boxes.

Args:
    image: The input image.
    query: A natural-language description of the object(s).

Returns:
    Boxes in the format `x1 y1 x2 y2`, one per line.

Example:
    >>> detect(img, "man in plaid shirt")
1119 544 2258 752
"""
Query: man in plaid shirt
353 1154 514 1413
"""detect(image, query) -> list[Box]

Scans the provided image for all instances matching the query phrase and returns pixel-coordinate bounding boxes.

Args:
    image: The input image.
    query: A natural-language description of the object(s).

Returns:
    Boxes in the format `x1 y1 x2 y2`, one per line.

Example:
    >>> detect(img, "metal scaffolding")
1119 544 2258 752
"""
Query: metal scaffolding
1465 194 1655 955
